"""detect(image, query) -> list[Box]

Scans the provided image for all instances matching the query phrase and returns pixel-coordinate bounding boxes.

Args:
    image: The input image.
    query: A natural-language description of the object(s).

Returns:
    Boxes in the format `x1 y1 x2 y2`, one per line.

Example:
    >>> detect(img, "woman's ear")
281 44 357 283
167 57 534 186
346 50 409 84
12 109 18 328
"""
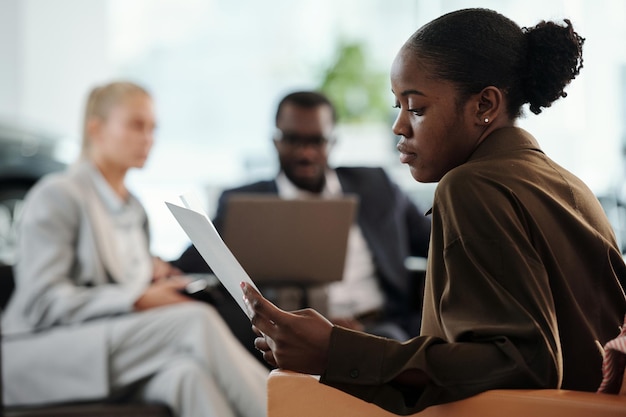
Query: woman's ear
86 117 103 145
474 86 504 126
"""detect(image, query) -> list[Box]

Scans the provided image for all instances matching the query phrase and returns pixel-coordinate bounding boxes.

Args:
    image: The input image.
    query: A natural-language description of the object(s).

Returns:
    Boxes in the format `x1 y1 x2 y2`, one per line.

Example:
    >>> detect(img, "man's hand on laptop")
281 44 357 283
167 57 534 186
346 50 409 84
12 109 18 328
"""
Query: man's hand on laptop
242 282 333 375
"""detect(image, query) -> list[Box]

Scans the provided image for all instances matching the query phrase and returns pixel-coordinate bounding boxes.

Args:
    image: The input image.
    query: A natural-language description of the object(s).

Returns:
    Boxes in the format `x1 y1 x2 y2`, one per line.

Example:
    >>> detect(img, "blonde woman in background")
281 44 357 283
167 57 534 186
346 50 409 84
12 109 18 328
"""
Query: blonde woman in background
1 81 268 417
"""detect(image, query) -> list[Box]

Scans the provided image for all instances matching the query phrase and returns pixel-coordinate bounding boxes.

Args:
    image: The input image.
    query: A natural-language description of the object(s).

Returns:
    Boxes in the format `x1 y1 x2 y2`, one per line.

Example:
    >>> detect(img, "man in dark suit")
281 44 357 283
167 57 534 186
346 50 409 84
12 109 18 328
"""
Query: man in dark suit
174 91 430 355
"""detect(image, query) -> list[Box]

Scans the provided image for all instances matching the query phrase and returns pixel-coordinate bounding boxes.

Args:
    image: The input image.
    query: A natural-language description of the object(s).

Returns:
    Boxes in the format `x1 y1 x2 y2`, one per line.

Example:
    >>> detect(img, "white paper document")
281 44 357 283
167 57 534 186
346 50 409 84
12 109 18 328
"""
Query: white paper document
165 193 259 318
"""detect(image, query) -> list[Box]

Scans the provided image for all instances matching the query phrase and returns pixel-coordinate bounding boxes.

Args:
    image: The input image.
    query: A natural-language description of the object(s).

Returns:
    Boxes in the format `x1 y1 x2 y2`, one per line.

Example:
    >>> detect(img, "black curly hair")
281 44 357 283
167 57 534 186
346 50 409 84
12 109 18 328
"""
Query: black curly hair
405 8 584 118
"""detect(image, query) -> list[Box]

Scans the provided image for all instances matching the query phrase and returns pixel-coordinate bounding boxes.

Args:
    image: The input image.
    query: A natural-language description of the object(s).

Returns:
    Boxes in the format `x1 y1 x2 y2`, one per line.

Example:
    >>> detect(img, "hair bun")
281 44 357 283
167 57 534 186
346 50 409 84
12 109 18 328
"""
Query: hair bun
522 19 584 114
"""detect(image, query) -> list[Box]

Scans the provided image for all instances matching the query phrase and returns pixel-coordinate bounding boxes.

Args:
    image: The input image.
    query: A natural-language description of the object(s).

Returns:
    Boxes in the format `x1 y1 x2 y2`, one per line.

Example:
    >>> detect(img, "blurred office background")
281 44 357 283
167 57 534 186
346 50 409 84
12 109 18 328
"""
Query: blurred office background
1 0 625 260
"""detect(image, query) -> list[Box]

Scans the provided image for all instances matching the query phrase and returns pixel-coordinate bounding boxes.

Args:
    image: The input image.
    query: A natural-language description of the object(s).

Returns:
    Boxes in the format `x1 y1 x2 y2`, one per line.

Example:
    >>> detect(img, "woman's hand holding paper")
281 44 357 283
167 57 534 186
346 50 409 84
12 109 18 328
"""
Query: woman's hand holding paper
242 282 333 375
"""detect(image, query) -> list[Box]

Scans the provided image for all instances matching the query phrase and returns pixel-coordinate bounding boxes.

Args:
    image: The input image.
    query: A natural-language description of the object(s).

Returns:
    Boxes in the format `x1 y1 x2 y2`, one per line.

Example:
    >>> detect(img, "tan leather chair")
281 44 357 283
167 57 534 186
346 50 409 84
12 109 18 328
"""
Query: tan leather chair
268 369 626 417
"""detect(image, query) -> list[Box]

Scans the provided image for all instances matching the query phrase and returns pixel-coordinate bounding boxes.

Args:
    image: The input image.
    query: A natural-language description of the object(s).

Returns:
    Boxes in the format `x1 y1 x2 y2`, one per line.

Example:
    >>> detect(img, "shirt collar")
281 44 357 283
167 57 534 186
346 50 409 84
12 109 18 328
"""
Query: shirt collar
85 161 127 214
467 126 543 163
275 169 343 199
424 127 543 216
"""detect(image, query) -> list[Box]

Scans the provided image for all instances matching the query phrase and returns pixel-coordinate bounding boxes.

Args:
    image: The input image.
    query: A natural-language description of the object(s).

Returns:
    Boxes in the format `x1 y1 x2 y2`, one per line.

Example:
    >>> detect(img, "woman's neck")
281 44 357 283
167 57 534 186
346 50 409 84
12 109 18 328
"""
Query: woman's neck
92 158 129 200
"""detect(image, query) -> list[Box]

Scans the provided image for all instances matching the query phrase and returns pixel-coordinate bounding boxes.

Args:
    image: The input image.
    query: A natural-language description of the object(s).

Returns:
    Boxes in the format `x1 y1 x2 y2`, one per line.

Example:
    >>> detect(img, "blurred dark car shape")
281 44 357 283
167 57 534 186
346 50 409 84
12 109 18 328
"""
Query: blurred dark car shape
0 121 66 265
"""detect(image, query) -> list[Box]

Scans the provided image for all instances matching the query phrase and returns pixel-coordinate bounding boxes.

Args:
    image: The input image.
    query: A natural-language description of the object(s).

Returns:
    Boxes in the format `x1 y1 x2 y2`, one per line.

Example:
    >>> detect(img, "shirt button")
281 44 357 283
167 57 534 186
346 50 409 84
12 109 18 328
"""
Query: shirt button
349 369 359 379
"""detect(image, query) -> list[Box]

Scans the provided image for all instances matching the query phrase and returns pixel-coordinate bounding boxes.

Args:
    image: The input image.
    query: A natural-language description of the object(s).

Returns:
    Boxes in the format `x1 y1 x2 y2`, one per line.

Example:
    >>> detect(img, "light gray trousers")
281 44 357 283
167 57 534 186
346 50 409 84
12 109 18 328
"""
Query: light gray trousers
108 302 268 417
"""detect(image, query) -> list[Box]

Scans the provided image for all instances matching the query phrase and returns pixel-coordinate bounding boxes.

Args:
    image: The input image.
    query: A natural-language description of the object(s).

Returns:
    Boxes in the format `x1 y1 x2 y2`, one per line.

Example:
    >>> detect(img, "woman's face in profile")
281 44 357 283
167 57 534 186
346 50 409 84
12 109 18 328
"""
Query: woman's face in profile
391 47 480 183
94 93 156 171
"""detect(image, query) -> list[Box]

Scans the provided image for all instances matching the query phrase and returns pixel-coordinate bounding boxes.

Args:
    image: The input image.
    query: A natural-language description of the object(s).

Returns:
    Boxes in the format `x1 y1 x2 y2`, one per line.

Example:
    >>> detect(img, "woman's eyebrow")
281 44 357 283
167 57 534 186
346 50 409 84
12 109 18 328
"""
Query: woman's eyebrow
401 89 426 97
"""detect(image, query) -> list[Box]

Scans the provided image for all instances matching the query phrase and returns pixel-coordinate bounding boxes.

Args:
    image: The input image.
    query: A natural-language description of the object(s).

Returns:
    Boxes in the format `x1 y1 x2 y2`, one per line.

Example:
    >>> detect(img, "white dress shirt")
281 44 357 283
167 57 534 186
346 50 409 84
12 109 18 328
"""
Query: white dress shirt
89 165 153 287
275 170 384 318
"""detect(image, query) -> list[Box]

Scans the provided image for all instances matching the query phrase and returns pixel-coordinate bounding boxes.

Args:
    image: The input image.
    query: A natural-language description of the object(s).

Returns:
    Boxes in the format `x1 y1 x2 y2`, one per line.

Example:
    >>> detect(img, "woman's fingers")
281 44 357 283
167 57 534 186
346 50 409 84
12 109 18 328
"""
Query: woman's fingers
263 350 278 367
242 282 333 374
242 282 285 336
162 276 192 290
254 336 271 351
254 334 277 367
251 324 264 337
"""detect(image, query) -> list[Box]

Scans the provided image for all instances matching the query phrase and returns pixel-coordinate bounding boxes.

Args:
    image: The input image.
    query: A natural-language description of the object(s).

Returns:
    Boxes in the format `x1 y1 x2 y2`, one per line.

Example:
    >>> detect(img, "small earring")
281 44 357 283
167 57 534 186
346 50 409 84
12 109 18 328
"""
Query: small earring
484 118 489 123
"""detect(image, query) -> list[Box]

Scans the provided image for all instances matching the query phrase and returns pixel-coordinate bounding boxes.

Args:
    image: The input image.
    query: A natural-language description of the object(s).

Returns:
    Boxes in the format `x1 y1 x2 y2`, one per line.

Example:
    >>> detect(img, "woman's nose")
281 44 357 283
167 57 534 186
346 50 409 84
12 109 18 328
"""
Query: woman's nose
392 112 406 137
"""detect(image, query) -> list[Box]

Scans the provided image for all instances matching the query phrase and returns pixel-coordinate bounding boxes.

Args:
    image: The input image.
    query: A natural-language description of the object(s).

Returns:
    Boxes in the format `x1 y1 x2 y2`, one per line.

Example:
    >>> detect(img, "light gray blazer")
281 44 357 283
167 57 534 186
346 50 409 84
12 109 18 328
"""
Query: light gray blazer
2 160 150 405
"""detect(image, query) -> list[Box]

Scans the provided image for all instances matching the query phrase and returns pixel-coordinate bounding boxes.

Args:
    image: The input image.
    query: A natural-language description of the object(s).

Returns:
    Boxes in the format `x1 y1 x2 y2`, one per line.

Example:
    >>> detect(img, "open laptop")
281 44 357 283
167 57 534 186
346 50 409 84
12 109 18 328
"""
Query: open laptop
221 194 358 285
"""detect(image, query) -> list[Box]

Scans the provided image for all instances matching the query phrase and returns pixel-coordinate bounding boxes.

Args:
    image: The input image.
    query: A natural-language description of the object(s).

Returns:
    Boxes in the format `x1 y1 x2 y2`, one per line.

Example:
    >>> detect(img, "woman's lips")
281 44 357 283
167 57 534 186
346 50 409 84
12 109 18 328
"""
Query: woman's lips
397 144 417 164
399 153 417 164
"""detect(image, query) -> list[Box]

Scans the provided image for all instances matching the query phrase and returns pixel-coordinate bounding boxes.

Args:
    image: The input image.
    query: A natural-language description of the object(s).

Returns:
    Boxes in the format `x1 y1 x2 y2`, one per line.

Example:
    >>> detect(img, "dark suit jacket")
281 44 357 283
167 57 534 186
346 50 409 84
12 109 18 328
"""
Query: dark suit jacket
174 167 431 334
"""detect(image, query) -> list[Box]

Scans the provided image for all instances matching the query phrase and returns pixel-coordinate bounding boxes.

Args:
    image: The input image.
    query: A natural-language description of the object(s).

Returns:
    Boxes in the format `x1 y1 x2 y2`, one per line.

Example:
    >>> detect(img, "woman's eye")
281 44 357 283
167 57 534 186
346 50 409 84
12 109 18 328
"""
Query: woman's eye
128 120 144 130
392 103 401 109
408 108 425 116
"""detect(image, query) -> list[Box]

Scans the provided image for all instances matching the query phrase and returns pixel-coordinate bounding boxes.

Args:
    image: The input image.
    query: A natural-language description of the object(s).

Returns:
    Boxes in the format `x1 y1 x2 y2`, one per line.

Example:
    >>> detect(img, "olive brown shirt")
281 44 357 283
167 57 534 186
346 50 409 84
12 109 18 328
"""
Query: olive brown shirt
320 127 626 414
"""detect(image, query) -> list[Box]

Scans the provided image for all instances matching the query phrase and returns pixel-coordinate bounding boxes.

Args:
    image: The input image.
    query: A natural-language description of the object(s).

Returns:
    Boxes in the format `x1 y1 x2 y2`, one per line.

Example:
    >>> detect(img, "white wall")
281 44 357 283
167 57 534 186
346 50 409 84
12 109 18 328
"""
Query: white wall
2 0 625 258
0 0 111 137
0 0 21 120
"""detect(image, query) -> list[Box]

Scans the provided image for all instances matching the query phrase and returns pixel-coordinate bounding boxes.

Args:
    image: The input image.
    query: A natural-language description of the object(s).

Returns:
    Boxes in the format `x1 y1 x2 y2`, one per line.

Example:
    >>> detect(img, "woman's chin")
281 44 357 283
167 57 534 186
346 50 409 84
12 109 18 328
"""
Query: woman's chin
409 166 437 184
133 157 149 169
